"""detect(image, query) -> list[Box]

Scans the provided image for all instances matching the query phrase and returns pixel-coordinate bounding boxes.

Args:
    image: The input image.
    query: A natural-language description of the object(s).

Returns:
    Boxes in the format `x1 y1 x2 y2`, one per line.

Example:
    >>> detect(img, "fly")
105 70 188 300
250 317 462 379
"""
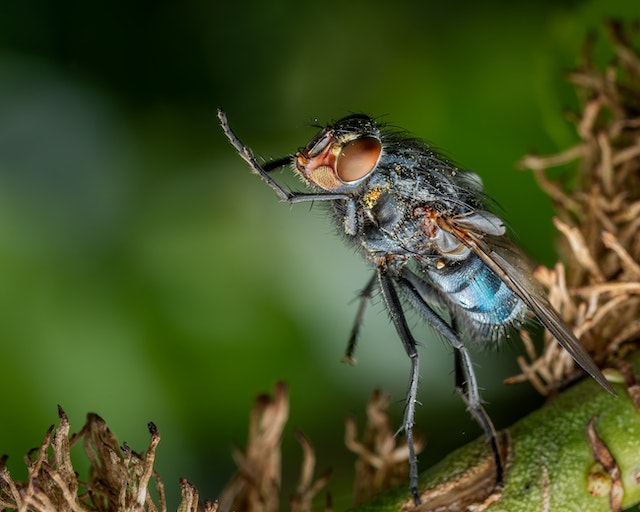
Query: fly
217 109 615 505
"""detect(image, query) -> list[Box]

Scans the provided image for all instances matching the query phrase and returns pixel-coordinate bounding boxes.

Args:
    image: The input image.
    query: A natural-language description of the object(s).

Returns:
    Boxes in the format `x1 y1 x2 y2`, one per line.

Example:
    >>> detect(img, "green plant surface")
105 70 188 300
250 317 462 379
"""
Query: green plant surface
353 353 640 511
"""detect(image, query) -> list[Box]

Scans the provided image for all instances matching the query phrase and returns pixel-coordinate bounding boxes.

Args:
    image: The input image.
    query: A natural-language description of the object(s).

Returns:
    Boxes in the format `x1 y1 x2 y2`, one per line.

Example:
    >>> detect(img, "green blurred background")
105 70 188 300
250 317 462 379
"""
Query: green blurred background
0 1 637 509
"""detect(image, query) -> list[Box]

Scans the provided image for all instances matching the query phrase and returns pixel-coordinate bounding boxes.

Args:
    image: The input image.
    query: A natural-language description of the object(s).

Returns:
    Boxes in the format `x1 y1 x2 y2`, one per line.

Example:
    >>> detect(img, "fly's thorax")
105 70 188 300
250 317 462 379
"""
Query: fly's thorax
354 170 471 261
354 185 441 265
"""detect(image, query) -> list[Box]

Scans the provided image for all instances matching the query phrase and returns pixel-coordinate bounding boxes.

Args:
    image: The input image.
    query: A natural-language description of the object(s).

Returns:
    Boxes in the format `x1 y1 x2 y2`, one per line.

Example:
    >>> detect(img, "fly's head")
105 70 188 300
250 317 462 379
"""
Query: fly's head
295 115 382 193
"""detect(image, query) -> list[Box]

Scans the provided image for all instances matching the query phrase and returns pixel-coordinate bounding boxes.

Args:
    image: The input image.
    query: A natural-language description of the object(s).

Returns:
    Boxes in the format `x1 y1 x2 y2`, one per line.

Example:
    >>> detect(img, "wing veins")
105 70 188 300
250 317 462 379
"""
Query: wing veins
435 216 615 395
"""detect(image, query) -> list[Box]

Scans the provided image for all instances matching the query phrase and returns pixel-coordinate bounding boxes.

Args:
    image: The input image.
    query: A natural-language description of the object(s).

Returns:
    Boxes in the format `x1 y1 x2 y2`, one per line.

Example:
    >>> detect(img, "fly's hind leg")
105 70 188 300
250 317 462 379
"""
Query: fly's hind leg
451 319 504 486
398 267 504 489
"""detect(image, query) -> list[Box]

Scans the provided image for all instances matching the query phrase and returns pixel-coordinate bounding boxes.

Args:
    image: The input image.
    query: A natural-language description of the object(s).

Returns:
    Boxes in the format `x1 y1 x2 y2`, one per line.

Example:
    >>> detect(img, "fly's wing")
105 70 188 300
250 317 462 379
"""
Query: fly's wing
436 213 615 395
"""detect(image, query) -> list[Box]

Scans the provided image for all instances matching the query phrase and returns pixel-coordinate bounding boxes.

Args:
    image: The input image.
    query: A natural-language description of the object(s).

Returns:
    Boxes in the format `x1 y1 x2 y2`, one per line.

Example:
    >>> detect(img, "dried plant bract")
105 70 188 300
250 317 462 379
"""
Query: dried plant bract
514 21 640 394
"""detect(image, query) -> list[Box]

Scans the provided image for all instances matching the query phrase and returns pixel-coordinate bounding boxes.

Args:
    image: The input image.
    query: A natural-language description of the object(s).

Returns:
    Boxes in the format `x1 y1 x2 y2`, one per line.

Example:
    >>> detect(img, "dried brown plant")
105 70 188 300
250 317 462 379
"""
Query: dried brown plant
217 382 330 512
512 21 640 395
0 406 209 512
0 385 331 512
345 389 424 505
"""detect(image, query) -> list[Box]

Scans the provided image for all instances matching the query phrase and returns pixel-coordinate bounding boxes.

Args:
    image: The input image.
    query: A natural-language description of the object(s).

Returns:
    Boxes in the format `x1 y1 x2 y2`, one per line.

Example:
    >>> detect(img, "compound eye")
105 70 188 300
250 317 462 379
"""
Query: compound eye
336 137 381 183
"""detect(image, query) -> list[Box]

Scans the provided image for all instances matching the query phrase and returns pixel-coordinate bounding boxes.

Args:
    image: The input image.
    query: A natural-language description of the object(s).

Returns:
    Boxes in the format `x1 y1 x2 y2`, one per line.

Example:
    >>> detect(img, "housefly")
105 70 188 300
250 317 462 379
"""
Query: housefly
218 110 614 505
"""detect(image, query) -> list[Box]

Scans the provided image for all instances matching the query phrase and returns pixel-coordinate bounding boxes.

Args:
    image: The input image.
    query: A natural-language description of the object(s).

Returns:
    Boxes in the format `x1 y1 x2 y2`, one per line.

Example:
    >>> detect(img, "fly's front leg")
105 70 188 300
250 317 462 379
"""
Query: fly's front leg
343 272 377 364
376 267 421 505
218 109 350 204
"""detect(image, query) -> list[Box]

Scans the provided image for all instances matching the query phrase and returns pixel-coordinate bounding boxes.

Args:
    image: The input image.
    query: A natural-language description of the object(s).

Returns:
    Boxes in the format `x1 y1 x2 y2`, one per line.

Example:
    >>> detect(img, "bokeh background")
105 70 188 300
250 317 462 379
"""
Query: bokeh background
0 1 637 509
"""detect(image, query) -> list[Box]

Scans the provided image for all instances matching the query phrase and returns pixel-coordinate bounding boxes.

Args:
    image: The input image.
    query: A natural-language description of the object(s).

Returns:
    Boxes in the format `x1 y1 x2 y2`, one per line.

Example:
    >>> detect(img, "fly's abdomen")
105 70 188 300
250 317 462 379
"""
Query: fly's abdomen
426 253 526 340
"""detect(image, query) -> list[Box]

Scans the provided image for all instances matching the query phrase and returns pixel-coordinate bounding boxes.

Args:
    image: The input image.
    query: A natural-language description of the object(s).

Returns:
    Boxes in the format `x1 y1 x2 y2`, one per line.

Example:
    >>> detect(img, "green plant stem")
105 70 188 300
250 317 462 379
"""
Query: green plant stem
353 351 640 511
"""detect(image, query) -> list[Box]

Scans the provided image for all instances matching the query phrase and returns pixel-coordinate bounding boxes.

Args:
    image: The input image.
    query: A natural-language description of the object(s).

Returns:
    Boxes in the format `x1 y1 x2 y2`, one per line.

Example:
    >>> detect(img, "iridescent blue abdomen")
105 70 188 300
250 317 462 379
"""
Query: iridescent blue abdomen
424 254 526 340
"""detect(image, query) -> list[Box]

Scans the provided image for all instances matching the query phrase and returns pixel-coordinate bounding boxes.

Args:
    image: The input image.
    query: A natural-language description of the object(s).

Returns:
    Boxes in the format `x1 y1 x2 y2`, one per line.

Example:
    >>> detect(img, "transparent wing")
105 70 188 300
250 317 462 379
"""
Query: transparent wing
435 213 615 394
